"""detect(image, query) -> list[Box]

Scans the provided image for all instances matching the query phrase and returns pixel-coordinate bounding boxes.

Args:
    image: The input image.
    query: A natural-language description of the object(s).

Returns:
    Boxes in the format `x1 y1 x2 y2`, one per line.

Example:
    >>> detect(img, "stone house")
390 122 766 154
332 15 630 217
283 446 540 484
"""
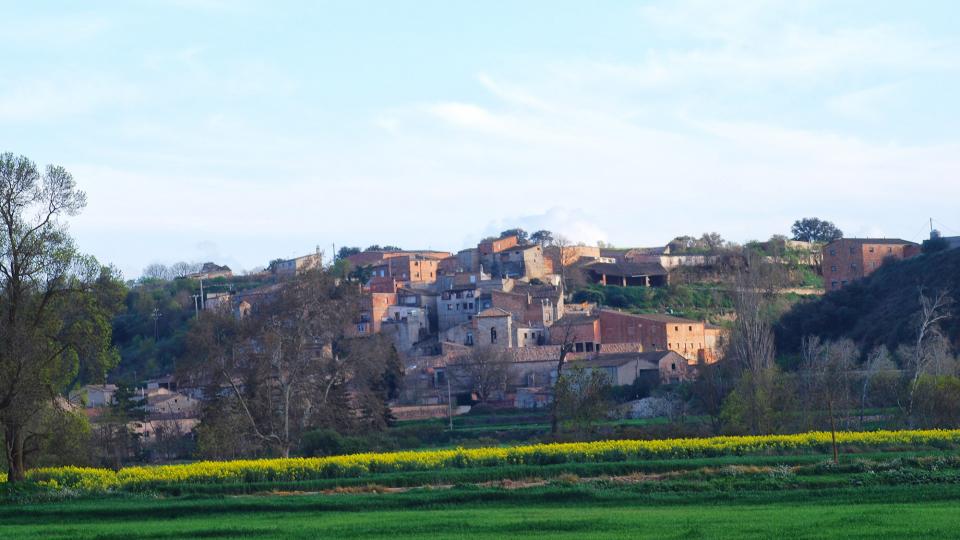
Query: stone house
823 238 920 290
599 310 721 364
274 253 321 277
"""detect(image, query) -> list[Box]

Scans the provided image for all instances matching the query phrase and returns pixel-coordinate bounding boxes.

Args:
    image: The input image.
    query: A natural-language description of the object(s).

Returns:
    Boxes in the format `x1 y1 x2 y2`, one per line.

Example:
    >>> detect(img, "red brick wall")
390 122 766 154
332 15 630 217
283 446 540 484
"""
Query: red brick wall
550 319 600 345
823 240 918 290
479 235 519 256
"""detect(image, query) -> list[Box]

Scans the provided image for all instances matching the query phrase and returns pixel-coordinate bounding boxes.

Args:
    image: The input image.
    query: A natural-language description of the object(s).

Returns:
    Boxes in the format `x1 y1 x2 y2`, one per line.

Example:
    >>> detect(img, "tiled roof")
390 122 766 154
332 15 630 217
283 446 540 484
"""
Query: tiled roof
830 238 918 245
477 307 511 318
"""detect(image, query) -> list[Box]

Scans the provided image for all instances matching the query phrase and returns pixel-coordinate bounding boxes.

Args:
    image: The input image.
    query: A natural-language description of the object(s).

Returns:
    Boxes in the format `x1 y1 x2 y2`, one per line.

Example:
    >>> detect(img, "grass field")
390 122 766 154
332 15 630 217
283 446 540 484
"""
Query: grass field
4 483 960 539
6 430 960 538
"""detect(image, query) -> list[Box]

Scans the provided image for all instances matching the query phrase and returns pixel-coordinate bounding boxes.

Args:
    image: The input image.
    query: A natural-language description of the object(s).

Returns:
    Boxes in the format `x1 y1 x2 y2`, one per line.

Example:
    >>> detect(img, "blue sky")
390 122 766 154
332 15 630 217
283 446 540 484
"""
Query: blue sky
2 1 959 278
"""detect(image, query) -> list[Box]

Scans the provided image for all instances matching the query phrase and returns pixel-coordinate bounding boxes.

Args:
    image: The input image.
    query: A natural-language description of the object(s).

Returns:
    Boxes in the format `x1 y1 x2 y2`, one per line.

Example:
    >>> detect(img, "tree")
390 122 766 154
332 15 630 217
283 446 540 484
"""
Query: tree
448 347 512 404
725 251 783 434
905 288 954 422
169 261 198 278
0 153 123 482
859 345 896 427
500 228 529 244
364 245 383 252
554 366 611 434
183 268 397 458
531 230 553 248
700 232 726 251
802 337 856 463
790 218 843 243
141 263 170 281
92 384 145 468
548 315 580 434
336 246 361 260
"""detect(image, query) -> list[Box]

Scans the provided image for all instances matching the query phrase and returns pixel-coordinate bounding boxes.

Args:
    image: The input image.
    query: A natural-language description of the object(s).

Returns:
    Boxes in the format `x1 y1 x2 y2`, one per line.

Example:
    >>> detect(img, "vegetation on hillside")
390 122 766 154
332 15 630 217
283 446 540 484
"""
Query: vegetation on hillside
776 248 960 355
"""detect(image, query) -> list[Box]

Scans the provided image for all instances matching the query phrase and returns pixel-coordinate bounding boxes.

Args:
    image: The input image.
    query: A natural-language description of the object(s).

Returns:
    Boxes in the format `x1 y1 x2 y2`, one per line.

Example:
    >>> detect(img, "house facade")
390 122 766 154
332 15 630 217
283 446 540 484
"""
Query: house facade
822 238 920 290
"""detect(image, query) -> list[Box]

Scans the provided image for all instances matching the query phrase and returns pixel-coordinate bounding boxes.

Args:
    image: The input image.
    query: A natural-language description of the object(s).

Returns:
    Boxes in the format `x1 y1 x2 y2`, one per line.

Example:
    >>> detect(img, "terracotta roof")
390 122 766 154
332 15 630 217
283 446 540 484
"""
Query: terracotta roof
569 355 659 370
477 307 511 318
603 309 698 324
830 238 918 245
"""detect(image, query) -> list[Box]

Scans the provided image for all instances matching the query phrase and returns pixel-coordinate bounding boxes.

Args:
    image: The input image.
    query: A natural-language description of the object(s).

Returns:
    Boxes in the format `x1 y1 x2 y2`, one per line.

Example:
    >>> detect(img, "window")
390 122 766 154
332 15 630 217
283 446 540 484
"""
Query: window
490 327 497 344
849 247 855 255
688 326 693 331
850 264 857 270
575 343 584 352
831 281 838 288
829 249 836 256
674 326 679 331
585 342 595 352
447 304 453 311
887 247 893 253
671 363 677 371
468 302 473 309
868 247 875 253
466 332 474 346
831 265 837 272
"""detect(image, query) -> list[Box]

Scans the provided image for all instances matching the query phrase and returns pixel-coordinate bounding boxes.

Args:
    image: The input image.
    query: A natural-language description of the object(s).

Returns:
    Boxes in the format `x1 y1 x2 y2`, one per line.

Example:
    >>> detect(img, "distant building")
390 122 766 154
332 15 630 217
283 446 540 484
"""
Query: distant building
581 260 669 287
273 253 321 277
599 310 721 364
186 262 233 280
822 238 920 290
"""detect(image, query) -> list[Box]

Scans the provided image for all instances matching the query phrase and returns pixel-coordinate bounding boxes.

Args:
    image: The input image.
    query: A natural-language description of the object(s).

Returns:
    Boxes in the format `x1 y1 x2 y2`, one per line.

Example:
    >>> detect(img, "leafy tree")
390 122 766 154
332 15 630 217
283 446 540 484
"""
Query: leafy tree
0 152 123 481
790 218 843 243
336 246 361 260
381 245 402 252
531 230 553 248
499 228 529 244
364 245 383 252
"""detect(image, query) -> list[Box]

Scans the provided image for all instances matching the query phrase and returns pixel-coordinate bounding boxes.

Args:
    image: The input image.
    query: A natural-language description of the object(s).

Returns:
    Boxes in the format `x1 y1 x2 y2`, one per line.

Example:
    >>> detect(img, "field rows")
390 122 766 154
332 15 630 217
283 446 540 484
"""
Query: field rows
15 429 960 493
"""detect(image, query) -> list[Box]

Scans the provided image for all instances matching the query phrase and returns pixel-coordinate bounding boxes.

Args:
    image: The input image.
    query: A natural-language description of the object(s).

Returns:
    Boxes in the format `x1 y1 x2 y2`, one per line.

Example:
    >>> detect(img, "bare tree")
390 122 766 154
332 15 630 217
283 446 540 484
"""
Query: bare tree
859 345 895 427
905 288 954 421
141 263 170 281
803 337 856 463
549 316 580 434
183 269 399 458
727 251 784 434
448 347 512 403
170 261 199 278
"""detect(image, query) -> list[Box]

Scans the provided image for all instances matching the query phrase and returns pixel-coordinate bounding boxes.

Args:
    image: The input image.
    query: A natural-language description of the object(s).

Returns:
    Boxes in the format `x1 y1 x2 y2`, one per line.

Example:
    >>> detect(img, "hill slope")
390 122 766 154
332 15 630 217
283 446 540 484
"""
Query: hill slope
776 248 960 355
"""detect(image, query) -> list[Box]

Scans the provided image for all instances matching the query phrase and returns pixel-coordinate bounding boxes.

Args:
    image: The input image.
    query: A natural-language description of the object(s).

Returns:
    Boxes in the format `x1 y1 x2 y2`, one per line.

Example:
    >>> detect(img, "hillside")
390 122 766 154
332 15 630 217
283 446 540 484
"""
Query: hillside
776 248 960 355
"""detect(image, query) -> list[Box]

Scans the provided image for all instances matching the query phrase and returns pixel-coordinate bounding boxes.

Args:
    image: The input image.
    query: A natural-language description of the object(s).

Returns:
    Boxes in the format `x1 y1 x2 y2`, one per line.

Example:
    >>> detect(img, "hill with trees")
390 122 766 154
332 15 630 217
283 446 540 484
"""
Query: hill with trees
776 248 960 355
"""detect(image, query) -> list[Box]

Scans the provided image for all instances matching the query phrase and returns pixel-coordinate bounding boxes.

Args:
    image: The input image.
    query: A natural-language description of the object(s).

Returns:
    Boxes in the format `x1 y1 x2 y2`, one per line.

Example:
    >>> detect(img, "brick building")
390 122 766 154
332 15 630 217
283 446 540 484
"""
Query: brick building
599 310 720 364
822 238 920 290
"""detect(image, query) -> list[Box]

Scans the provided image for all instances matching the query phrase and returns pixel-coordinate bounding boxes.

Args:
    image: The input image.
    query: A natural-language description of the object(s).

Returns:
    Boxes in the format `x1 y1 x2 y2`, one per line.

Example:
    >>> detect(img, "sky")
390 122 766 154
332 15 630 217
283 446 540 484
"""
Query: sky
2 0 959 279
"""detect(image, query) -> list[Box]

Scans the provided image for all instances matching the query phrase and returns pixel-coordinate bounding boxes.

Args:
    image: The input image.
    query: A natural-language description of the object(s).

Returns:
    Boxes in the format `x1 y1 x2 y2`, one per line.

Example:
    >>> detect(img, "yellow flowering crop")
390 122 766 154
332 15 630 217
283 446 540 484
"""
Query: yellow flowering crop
15 429 960 492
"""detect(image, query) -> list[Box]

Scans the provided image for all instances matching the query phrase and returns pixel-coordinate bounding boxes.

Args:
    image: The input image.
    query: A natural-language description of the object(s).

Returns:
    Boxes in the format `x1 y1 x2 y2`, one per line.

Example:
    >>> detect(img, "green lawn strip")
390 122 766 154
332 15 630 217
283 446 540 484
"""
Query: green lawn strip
5 484 960 539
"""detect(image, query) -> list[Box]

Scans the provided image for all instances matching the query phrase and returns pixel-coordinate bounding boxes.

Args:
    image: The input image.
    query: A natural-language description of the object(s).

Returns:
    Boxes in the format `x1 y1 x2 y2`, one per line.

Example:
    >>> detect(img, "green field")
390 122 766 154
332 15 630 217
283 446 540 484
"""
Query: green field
6 448 960 539
4 482 960 539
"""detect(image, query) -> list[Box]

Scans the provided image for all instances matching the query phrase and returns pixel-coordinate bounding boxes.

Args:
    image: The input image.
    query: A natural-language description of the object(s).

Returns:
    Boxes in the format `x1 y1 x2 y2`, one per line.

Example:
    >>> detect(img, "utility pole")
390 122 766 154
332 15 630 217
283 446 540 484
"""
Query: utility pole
191 294 201 318
447 375 453 431
199 278 205 310
151 308 162 341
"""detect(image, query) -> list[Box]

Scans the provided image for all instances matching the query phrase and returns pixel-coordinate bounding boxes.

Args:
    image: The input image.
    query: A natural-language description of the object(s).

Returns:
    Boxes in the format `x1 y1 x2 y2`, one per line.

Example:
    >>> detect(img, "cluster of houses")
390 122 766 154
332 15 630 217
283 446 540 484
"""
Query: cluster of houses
326 234 727 413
